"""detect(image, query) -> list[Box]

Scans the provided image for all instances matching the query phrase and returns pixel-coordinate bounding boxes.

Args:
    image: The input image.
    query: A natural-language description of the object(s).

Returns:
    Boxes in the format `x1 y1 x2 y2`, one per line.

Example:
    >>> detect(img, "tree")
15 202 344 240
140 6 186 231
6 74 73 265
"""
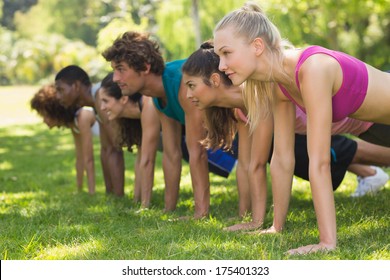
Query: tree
266 0 390 68
1 0 37 30
13 0 111 46
156 0 243 61
191 0 201 47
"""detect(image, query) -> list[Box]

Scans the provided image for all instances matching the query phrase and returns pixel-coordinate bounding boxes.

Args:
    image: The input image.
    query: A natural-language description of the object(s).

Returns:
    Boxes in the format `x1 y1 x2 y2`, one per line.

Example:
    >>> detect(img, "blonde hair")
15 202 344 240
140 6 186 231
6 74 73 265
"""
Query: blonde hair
215 2 292 132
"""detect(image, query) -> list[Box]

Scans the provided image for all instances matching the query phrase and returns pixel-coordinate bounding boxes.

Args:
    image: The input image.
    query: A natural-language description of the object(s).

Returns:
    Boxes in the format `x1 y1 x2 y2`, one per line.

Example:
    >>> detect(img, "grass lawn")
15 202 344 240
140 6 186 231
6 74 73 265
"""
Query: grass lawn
0 86 389 260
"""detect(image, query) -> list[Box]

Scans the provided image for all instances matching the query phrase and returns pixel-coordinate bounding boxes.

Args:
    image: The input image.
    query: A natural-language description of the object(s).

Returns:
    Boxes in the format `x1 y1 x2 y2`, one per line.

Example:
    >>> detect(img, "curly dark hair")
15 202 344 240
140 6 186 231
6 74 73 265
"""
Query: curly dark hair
100 73 142 152
182 40 237 150
30 84 79 127
102 31 165 75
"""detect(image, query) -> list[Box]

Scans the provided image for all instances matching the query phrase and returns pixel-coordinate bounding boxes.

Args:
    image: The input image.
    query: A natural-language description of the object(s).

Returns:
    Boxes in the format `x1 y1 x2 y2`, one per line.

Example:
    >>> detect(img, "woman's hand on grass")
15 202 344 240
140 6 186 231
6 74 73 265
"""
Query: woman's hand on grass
245 225 280 235
286 242 336 255
223 221 262 232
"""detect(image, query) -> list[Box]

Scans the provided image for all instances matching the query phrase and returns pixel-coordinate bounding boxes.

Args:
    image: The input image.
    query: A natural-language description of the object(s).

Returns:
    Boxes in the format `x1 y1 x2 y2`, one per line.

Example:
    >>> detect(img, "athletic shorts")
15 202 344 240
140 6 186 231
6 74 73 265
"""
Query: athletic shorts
358 123 390 147
292 134 357 190
181 135 238 179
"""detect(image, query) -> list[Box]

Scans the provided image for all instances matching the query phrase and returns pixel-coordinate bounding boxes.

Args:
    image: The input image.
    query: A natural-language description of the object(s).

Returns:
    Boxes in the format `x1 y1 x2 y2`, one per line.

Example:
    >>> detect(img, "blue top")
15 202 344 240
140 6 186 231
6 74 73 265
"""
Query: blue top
152 59 237 177
153 59 186 124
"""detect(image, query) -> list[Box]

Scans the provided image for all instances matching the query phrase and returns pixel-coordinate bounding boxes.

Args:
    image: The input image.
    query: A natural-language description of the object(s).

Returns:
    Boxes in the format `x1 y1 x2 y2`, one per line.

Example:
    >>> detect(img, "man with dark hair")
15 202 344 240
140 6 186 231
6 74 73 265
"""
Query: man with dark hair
102 32 236 218
55 65 125 196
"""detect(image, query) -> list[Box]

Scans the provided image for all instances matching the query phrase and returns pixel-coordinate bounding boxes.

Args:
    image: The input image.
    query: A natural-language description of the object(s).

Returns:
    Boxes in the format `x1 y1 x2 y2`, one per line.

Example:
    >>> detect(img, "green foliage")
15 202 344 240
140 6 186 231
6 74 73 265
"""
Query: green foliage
155 0 245 61
0 30 104 85
267 0 390 69
1 0 390 84
96 16 148 55
52 40 106 83
0 0 37 30
0 26 15 84
21 0 107 46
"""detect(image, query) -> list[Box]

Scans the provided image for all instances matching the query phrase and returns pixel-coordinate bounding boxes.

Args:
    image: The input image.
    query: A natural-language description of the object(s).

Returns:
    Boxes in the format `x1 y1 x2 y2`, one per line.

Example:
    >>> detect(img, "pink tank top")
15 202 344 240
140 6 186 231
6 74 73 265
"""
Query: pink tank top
235 108 248 123
279 46 369 122
236 107 373 136
294 106 373 136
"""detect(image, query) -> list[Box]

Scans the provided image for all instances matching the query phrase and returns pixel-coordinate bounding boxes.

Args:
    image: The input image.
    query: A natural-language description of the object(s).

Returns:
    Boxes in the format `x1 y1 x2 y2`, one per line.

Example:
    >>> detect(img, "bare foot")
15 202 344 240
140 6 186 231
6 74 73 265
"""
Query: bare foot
223 221 262 232
287 243 336 255
246 226 279 235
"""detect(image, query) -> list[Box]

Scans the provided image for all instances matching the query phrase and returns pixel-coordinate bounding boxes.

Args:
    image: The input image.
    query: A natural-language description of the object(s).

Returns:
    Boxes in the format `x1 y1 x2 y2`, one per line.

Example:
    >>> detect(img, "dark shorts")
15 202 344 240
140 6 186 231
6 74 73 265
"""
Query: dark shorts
358 123 390 147
181 134 238 179
159 126 238 178
292 134 357 190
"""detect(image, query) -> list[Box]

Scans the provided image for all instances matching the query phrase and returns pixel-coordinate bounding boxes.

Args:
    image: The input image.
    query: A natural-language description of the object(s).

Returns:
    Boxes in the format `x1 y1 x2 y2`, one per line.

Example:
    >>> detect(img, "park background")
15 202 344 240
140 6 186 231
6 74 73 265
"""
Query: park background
0 0 389 260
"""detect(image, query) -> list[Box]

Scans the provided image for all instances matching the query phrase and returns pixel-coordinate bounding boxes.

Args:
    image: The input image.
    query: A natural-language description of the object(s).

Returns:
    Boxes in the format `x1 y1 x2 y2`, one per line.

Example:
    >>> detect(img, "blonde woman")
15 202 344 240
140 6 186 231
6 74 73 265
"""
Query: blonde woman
213 3 390 254
182 41 390 235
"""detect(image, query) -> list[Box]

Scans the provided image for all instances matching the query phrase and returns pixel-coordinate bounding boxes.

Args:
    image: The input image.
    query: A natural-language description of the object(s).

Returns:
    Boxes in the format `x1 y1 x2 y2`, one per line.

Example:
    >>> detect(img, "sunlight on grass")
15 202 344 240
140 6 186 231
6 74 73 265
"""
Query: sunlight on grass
35 240 103 260
180 171 192 186
0 160 13 170
370 245 390 259
0 191 48 216
86 205 111 214
0 86 41 128
291 177 311 200
8 126 40 137
340 216 389 233
56 139 76 151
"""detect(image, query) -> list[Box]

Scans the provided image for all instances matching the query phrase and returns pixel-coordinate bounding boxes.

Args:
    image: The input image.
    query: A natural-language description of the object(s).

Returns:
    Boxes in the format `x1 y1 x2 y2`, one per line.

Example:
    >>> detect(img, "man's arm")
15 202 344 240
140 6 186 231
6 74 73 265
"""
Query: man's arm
158 111 182 212
138 97 161 208
77 109 96 194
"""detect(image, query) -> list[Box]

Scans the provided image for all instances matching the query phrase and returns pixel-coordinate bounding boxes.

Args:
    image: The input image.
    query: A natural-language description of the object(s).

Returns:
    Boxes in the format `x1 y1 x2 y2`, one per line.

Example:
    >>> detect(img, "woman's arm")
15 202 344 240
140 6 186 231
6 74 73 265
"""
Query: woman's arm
95 95 124 196
77 108 96 194
248 114 274 227
289 57 337 254
235 120 251 218
179 83 210 219
158 112 182 212
224 114 273 232
138 97 161 208
269 86 296 233
72 129 84 190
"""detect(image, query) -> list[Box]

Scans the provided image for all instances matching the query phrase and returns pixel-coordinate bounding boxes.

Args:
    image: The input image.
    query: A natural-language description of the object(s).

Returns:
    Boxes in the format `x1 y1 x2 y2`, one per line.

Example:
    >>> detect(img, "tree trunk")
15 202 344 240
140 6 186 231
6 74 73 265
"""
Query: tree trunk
192 0 201 48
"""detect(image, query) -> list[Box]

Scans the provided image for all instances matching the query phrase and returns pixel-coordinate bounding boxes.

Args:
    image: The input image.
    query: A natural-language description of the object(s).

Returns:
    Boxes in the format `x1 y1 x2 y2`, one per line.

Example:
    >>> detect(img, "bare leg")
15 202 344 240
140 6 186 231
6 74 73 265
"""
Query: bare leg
347 164 375 177
351 139 390 166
